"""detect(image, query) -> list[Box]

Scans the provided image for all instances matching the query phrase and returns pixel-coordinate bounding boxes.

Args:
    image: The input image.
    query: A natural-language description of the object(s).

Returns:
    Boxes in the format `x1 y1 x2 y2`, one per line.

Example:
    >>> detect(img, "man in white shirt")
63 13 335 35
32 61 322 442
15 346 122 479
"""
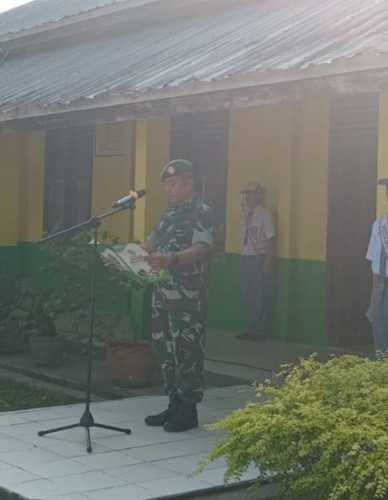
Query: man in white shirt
237 181 276 341
366 178 388 359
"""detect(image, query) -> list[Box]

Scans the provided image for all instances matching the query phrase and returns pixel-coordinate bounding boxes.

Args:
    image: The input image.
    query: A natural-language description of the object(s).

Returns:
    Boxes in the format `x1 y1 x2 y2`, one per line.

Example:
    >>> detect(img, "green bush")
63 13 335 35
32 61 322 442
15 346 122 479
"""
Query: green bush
0 232 129 341
207 355 388 500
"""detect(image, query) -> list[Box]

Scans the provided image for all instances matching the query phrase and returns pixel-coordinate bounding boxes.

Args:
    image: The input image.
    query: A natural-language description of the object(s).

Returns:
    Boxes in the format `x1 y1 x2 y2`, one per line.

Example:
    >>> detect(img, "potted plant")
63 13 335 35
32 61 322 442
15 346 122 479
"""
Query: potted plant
101 288 157 388
4 281 66 367
97 238 157 388
0 279 30 354
0 233 101 365
19 231 157 380
9 233 93 367
105 332 156 388
26 287 65 367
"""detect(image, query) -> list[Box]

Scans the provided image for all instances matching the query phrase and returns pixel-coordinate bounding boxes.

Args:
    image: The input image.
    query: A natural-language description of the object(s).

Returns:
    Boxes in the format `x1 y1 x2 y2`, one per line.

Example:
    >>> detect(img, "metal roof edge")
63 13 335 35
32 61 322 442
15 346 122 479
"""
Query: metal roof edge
2 51 388 126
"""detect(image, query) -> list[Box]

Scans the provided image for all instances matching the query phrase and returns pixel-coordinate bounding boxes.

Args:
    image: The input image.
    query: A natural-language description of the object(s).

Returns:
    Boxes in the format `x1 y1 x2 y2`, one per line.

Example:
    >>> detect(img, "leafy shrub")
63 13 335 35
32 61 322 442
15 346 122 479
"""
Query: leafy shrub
207 355 388 500
1 231 128 340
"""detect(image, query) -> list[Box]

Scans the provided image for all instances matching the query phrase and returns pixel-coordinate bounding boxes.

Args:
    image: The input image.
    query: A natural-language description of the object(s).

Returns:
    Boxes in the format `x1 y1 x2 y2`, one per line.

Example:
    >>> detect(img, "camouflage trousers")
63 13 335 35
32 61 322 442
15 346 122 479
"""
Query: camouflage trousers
151 294 206 404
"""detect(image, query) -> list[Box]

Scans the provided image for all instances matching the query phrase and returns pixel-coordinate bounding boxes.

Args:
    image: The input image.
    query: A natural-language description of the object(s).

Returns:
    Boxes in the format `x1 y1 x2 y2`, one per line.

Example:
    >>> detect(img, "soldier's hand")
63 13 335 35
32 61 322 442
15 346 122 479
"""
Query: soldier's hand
145 252 171 270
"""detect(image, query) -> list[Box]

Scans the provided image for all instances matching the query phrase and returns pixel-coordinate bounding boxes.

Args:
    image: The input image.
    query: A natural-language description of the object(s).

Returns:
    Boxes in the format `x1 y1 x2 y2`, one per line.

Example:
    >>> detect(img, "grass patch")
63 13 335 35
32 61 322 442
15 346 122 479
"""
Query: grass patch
0 379 80 412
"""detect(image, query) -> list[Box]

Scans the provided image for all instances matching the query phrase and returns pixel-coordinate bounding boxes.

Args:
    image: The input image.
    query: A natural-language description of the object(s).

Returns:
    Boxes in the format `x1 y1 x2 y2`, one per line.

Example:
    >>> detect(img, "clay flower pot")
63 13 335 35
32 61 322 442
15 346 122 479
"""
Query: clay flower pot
105 340 155 388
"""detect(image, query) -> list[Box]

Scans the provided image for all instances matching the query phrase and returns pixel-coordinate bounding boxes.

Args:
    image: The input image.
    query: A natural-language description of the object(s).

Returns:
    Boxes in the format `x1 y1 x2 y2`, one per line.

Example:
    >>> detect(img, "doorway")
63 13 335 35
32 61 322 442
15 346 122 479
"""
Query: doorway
327 93 378 347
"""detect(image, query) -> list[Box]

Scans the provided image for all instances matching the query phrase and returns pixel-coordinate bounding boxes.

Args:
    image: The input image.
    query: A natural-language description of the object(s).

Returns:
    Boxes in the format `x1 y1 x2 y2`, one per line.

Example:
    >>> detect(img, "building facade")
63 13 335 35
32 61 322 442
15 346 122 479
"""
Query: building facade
2 0 388 347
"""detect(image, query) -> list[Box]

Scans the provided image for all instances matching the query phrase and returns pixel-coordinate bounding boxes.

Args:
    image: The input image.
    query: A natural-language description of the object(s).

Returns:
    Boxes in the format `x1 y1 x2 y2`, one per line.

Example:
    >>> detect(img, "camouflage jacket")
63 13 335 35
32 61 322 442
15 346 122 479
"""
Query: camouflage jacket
148 198 214 311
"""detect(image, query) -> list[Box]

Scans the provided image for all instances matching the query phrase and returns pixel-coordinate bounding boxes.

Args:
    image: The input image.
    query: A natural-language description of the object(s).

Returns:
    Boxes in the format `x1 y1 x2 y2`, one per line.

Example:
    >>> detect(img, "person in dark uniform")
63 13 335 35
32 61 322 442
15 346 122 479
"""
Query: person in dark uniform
142 159 214 432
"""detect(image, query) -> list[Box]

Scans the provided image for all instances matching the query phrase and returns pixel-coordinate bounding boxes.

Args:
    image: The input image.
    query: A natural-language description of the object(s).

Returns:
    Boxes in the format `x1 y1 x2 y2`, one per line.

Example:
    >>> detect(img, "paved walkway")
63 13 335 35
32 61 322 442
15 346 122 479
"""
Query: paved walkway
0 332 369 499
0 385 258 500
206 331 371 375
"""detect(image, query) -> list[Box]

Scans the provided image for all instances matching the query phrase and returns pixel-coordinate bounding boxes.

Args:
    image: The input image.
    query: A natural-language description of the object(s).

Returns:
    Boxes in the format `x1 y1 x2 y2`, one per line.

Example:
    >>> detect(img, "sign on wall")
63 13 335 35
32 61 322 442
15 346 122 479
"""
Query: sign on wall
95 122 126 157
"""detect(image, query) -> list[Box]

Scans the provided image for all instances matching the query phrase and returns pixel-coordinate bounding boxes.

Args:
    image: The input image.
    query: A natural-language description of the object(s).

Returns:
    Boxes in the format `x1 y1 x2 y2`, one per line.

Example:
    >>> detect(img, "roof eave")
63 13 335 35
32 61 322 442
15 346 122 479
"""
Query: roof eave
2 52 388 128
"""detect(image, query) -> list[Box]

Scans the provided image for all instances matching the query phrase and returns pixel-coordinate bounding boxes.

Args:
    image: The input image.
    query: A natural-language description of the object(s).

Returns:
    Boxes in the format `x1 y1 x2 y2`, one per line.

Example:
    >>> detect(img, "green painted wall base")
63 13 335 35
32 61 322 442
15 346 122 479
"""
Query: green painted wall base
208 254 327 346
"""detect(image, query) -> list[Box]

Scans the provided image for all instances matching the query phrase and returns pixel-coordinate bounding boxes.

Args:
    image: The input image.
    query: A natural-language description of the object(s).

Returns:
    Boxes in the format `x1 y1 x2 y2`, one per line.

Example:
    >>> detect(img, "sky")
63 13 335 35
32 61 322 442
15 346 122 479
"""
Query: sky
0 0 34 14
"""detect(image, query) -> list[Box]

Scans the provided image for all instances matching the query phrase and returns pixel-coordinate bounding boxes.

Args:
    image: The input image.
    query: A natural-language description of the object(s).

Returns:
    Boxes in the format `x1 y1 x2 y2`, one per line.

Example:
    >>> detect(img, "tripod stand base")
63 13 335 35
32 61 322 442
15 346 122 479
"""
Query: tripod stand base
36 215 135 454
38 410 131 453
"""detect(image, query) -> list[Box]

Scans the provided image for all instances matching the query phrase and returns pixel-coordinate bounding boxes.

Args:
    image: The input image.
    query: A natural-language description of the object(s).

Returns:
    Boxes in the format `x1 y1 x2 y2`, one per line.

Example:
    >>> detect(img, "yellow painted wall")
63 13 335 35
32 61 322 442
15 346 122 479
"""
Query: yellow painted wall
133 118 170 241
0 132 22 245
92 121 135 241
291 97 329 261
226 97 329 261
0 131 45 245
0 99 330 260
377 91 388 217
0 118 169 248
226 104 296 258
133 120 147 242
20 132 45 242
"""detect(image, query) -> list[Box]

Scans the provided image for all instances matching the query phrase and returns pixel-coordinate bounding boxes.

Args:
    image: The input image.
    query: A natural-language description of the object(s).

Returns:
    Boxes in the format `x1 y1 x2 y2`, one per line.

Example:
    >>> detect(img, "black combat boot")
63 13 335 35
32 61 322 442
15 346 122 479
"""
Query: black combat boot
163 401 198 432
145 393 177 427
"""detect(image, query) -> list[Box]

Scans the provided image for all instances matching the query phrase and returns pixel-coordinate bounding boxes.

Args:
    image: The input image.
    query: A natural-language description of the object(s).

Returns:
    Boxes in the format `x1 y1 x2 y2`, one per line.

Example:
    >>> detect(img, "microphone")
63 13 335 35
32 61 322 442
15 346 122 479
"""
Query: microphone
112 189 146 209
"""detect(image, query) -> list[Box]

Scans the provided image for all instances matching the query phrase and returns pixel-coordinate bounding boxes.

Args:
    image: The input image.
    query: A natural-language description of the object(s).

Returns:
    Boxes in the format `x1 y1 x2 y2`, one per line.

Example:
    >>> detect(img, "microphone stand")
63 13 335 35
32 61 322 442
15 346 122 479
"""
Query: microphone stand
37 200 138 453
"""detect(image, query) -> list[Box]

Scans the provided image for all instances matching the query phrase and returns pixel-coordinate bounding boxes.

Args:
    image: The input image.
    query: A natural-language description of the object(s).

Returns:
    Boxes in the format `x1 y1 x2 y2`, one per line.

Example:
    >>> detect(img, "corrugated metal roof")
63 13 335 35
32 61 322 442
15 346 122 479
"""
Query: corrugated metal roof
1 0 388 118
0 0 156 37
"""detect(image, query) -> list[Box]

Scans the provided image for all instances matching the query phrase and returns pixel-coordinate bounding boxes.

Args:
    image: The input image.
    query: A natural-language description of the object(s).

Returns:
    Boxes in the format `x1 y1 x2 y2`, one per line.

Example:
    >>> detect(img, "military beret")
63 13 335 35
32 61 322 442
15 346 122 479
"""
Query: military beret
161 159 193 182
378 178 388 187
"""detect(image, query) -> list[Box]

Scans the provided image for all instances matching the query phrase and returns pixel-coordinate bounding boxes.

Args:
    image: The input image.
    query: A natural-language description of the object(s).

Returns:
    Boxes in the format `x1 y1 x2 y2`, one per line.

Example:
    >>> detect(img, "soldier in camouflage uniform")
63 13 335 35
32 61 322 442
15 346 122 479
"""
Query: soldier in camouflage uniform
142 159 214 432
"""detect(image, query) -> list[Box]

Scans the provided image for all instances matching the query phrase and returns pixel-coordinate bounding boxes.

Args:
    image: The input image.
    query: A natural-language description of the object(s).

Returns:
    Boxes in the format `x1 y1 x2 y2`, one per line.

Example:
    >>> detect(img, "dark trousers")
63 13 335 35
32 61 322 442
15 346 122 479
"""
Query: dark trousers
240 255 276 337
